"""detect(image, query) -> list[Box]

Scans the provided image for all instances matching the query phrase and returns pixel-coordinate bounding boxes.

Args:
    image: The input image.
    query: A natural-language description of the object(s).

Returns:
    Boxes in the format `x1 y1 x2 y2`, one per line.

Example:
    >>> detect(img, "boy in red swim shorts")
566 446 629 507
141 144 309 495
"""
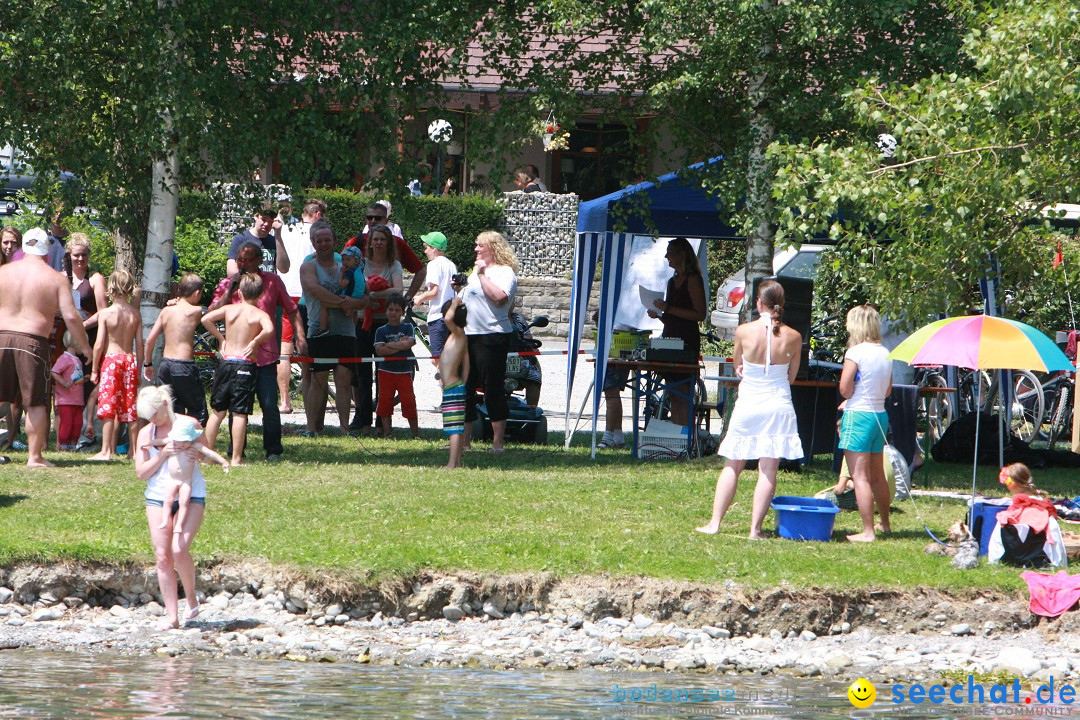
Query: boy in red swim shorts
90 270 143 460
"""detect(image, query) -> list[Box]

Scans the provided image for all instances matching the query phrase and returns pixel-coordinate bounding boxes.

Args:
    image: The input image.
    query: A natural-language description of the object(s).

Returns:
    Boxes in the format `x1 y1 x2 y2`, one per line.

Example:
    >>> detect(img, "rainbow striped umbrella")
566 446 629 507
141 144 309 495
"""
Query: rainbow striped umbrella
888 315 1075 372
889 314 1073 532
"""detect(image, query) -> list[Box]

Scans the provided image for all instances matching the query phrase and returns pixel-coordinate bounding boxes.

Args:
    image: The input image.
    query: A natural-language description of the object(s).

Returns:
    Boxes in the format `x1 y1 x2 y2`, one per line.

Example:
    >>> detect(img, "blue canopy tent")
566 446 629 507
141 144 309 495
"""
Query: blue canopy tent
566 160 743 455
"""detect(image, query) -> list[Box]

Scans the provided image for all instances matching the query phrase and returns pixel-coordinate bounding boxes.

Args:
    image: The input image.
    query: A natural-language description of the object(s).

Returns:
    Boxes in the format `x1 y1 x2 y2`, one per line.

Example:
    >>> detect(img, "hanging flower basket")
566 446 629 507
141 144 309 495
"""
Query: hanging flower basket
539 112 569 151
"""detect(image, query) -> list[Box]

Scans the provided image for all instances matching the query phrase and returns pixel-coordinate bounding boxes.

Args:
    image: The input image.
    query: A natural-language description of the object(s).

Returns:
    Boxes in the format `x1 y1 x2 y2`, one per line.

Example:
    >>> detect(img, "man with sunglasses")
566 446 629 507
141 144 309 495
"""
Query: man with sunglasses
343 203 426 300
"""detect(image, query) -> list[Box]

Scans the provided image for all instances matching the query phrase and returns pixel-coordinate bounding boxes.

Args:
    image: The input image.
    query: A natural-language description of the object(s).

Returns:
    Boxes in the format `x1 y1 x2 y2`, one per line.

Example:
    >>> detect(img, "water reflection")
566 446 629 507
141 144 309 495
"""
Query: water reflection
0 650 1062 719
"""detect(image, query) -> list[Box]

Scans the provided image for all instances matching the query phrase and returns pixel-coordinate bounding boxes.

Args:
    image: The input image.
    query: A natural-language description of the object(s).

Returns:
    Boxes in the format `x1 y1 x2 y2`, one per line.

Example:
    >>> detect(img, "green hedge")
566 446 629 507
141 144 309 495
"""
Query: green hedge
396 194 505 272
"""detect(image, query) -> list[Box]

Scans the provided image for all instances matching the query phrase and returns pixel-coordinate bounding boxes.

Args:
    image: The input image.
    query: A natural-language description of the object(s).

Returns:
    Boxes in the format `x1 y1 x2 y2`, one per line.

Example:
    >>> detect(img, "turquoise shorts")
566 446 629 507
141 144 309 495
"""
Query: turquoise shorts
838 410 889 453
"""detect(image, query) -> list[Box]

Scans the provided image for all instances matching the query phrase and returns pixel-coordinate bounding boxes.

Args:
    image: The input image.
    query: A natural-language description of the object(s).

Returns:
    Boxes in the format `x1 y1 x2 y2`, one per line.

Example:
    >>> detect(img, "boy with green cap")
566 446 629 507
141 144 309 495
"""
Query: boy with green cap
413 231 458 374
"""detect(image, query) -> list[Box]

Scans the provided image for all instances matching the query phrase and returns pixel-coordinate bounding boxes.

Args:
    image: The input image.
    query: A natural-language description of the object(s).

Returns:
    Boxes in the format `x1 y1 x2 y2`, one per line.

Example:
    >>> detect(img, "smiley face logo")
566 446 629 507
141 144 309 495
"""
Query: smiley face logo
847 678 876 708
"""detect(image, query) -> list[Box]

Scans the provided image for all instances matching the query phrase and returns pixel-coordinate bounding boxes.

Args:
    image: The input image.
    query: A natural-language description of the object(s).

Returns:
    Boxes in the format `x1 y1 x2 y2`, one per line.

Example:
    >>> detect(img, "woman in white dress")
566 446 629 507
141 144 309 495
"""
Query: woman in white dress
696 281 804 539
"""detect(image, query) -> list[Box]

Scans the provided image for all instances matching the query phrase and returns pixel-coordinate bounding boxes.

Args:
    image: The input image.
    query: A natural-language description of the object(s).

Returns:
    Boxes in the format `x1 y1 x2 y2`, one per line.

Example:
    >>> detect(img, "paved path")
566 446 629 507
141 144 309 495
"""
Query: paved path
269 341 729 446
274 340 602 442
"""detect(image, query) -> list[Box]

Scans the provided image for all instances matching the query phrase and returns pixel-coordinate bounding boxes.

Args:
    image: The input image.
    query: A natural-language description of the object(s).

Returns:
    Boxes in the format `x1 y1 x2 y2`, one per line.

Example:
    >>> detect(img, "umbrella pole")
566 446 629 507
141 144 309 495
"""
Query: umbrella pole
970 383 982 529
998 371 1005 468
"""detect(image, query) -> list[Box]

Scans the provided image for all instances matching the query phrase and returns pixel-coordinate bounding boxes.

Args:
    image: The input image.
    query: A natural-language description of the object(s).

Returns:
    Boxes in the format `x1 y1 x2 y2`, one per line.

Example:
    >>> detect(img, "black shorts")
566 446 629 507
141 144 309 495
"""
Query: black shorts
603 365 631 393
158 357 208 424
309 333 356 373
209 359 257 414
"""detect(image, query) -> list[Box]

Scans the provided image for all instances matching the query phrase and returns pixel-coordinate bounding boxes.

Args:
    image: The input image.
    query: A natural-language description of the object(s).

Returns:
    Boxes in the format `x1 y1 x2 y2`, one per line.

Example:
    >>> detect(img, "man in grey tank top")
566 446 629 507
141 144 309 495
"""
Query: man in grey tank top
299 221 367 434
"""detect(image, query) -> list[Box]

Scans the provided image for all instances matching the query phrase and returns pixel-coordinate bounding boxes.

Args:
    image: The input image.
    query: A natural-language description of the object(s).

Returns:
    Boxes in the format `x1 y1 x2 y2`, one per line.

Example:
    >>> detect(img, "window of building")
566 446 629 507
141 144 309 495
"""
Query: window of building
552 121 636 200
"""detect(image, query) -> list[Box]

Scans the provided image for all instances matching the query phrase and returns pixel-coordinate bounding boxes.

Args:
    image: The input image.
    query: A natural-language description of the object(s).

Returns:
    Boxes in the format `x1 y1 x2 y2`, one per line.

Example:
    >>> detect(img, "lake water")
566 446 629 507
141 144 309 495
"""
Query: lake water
0 650 1070 719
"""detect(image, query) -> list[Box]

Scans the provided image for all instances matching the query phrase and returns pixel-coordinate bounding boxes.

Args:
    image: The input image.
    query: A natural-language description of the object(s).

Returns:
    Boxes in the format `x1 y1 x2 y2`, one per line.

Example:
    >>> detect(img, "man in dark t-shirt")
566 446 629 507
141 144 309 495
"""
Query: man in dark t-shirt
227 201 291 276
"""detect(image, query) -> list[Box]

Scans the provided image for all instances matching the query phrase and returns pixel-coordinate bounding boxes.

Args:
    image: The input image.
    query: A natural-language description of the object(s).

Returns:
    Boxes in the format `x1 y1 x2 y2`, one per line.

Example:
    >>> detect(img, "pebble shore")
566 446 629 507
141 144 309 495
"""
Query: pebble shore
3 569 1079 681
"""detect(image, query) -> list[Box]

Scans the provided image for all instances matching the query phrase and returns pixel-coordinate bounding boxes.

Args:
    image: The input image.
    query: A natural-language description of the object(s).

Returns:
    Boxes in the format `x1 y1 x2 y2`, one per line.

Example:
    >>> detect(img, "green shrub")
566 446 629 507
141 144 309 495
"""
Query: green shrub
304 188 376 245
174 219 228 292
178 189 219 223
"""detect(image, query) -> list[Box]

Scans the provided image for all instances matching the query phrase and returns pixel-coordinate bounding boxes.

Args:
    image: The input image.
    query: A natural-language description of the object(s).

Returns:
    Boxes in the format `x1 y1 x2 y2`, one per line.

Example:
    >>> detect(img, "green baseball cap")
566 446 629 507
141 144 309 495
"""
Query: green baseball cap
421 231 448 251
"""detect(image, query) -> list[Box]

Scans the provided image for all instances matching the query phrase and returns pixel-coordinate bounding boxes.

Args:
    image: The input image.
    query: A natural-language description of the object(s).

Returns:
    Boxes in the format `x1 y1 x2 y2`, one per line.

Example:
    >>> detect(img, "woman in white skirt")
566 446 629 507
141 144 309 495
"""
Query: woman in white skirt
697 280 804 539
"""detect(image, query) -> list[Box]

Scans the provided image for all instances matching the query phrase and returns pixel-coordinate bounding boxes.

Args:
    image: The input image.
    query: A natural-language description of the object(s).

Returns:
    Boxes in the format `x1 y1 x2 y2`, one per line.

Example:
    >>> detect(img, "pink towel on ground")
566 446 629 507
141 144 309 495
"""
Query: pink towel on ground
1021 570 1080 618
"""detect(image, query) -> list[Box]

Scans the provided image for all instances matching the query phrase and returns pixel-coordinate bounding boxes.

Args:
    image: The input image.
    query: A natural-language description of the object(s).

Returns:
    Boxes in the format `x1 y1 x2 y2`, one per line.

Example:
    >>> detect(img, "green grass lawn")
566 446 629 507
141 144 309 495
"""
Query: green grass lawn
0 429 1064 592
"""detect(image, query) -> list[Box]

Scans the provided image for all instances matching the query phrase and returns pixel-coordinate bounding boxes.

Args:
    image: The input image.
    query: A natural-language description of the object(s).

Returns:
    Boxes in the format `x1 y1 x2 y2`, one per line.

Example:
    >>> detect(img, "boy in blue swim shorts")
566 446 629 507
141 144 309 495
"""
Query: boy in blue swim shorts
439 296 469 469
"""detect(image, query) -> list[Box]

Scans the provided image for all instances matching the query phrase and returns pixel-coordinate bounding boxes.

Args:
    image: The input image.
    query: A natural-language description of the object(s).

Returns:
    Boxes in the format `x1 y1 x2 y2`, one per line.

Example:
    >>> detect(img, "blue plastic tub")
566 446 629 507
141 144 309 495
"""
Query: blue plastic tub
971 502 1009 556
771 496 841 542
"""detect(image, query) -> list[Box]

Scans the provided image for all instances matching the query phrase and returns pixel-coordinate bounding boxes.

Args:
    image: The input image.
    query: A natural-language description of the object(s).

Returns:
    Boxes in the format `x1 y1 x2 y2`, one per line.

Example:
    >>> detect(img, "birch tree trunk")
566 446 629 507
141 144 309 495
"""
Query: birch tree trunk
141 147 179 344
742 0 777 322
140 0 181 346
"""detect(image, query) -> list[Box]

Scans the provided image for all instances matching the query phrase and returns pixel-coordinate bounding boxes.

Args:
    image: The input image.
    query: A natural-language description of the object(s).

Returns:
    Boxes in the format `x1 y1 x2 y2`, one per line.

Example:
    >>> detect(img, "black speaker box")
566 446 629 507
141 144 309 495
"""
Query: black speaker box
749 275 813 380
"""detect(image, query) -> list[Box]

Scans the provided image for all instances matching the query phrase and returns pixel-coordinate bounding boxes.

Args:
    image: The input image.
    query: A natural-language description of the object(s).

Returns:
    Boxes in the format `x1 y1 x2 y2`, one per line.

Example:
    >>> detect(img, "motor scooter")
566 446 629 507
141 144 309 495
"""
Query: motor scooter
475 314 549 444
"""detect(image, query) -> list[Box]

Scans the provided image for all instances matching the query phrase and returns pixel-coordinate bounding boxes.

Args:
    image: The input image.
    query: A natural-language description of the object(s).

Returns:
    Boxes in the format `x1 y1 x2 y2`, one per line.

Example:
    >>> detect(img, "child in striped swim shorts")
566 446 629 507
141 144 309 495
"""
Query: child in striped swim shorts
439 297 469 469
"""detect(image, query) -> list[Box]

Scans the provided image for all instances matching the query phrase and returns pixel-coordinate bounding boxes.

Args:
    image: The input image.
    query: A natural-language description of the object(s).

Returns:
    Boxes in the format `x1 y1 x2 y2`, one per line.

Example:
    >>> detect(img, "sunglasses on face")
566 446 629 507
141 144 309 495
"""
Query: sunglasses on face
366 215 386 222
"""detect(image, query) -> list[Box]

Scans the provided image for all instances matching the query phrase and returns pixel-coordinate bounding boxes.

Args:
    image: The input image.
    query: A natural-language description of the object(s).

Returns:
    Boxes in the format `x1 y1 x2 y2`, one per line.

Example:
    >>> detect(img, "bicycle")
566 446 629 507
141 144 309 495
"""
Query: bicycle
640 328 720 458
1040 371 1074 450
955 367 1044 443
913 366 954 454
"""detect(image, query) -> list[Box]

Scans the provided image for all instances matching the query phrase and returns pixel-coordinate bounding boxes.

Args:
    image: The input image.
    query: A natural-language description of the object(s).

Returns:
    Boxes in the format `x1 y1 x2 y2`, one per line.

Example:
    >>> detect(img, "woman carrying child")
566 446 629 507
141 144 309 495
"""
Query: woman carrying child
352 225 404 436
838 304 893 543
135 386 210 630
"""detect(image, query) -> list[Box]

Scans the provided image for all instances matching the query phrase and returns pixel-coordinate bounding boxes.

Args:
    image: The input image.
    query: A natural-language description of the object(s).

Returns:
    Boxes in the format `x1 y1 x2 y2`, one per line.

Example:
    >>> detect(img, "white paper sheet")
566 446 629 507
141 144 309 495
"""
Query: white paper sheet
639 286 664 312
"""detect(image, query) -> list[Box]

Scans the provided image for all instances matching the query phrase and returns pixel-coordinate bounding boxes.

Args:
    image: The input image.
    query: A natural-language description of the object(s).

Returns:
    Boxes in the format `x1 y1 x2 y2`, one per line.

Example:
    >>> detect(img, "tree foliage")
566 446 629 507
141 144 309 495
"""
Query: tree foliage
0 0 491 281
467 0 967 297
771 0 1080 332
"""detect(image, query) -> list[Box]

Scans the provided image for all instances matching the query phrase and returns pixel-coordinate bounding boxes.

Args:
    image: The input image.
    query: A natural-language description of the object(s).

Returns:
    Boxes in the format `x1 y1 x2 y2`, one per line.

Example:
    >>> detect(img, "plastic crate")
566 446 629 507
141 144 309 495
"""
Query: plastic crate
634 433 690 461
609 330 650 358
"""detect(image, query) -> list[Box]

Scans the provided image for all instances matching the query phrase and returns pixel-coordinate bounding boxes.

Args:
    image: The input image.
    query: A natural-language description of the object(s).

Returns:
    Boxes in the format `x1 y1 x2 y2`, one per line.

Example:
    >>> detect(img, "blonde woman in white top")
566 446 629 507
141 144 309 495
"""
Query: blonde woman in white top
838 304 893 542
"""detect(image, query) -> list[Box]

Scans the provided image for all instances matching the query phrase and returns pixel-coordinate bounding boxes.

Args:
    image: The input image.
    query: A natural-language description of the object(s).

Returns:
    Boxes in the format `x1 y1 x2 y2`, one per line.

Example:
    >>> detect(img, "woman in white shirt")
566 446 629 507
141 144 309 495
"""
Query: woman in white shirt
838 304 893 542
461 231 518 453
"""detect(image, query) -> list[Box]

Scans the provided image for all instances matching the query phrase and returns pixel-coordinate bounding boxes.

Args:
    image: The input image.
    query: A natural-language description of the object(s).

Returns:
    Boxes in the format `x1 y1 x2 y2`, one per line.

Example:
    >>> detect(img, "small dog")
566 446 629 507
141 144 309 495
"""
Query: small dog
924 520 980 569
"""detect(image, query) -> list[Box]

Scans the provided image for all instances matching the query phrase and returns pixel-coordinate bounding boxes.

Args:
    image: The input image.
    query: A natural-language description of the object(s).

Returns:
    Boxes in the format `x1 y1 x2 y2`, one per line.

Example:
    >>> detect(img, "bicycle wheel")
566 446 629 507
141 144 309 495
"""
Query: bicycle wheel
917 372 953 452
688 378 714 457
956 369 992 415
1048 382 1072 450
193 330 219 394
1007 370 1044 443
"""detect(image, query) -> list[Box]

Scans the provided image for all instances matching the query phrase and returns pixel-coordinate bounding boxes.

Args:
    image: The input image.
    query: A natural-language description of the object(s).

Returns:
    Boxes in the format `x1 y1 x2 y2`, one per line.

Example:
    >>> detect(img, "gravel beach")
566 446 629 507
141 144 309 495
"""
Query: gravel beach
3 564 1078 681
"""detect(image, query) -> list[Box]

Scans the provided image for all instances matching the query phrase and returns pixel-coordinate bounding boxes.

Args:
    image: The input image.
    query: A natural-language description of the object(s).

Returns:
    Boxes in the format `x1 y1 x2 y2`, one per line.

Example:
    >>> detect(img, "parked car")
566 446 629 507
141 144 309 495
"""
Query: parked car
0 145 82 217
709 244 825 338
0 145 31 217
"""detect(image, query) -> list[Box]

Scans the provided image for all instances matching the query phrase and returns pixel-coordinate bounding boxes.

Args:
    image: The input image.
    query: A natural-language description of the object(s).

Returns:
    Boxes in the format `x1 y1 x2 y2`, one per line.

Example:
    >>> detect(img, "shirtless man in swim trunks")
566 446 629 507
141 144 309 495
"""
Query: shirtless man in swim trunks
0 228 91 467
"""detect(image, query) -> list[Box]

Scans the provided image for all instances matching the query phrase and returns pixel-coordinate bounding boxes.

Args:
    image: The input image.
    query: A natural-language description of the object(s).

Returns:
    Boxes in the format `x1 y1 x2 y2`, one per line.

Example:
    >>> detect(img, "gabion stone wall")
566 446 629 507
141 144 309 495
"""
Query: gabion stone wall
503 191 579 278
211 182 290 244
